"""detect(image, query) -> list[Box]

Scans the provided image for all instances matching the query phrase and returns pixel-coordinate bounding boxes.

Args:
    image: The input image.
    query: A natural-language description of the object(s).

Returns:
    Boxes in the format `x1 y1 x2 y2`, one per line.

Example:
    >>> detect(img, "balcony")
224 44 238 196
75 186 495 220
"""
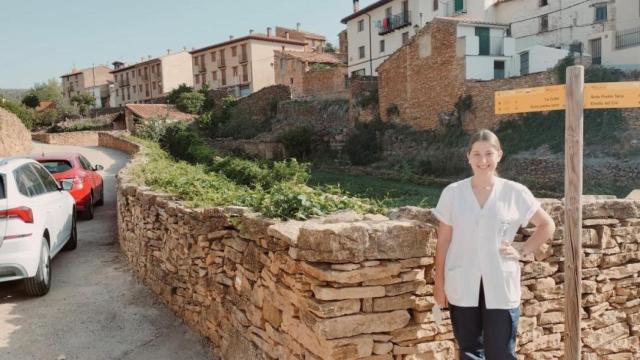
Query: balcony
118 80 130 87
218 60 226 68
378 11 411 35
239 54 248 63
198 66 206 73
615 27 640 49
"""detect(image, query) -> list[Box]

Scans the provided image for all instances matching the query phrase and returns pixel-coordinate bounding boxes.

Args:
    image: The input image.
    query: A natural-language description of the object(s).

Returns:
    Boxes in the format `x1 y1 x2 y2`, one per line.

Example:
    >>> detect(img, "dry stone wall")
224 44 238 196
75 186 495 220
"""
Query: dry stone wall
115 137 640 359
0 107 32 156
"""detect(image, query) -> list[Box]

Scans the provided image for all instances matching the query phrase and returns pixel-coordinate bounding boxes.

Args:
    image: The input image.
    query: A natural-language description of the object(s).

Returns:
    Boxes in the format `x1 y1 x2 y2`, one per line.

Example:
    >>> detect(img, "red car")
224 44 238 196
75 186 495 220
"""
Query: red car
34 153 105 219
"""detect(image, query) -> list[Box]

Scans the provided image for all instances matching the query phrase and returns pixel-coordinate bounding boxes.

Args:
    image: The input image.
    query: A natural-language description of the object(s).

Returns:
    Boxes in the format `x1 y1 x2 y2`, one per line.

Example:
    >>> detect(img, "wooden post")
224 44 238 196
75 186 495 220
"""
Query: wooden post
564 65 584 360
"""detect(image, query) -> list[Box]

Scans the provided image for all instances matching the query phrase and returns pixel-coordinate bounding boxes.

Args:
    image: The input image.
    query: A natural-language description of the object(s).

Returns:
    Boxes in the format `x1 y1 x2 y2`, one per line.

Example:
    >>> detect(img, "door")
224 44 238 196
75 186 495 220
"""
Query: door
30 163 69 251
476 27 490 56
590 38 602 65
0 173 7 248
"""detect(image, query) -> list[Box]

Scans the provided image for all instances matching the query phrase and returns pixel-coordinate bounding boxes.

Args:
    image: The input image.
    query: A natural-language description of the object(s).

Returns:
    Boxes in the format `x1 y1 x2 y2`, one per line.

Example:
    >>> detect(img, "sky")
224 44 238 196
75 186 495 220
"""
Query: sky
0 0 377 89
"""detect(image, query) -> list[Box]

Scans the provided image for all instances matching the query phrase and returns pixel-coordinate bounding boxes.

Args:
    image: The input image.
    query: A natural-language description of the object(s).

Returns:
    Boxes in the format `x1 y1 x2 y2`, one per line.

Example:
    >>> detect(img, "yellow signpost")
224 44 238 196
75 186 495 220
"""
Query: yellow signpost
494 76 640 360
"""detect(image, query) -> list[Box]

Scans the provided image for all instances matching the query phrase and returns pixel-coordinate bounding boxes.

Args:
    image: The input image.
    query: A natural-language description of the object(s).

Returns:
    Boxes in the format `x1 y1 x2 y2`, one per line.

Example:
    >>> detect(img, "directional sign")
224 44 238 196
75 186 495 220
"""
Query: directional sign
495 85 566 114
584 81 640 109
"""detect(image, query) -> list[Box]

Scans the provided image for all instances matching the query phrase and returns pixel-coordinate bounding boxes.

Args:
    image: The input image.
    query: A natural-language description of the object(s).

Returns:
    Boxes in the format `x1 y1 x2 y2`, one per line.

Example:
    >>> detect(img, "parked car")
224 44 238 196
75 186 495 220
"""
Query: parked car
34 153 104 220
0 157 77 296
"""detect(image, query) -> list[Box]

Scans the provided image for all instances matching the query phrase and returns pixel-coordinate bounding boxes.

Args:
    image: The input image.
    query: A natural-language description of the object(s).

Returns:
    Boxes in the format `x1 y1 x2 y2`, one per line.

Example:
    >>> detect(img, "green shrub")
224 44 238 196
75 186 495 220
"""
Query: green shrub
22 94 40 108
210 157 268 187
344 119 388 166
136 118 172 142
277 126 314 161
176 92 205 114
159 122 215 163
0 99 36 129
166 84 193 104
356 91 379 108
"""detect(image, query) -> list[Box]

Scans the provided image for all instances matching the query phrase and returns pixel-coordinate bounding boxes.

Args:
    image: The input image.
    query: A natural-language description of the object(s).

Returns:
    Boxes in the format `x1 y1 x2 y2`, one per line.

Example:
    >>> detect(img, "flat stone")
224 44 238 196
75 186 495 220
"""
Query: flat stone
373 293 415 312
390 323 440 343
300 262 403 284
373 342 393 355
331 263 361 271
312 285 386 300
583 323 629 349
301 309 410 339
583 219 620 226
302 297 361 318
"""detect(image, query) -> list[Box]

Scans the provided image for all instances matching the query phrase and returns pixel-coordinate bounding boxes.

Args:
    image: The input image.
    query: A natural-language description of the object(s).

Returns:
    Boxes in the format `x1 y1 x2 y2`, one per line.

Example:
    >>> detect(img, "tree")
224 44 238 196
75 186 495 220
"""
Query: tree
324 42 337 53
70 92 96 116
176 92 205 114
31 79 62 102
22 93 40 108
166 84 194 104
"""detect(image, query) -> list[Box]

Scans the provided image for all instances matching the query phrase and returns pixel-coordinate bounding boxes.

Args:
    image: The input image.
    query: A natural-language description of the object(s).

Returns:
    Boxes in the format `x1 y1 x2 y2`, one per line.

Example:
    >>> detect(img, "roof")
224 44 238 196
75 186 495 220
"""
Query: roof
125 104 196 121
276 51 343 64
436 16 510 27
111 50 190 74
276 26 326 41
341 0 394 24
190 34 307 54
61 65 112 78
35 101 56 112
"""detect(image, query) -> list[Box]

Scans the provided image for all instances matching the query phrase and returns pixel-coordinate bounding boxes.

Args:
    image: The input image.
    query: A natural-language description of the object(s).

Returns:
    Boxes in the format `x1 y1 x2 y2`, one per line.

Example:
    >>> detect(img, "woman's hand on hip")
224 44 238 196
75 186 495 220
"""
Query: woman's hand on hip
434 282 448 308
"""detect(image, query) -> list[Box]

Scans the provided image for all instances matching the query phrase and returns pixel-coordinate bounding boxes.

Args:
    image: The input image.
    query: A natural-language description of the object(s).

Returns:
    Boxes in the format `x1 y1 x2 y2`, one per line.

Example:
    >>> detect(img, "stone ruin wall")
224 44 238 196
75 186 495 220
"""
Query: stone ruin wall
116 145 640 359
33 131 640 359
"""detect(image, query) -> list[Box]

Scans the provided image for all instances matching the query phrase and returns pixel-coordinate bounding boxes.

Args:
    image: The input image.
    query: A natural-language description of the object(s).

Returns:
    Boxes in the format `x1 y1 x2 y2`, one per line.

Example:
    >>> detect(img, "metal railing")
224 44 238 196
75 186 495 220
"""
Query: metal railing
615 27 640 49
378 11 411 35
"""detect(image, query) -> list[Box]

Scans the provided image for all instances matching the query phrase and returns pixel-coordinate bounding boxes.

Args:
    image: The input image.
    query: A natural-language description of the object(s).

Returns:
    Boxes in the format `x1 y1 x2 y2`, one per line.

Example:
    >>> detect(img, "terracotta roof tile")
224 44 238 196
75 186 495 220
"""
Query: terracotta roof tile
125 104 196 121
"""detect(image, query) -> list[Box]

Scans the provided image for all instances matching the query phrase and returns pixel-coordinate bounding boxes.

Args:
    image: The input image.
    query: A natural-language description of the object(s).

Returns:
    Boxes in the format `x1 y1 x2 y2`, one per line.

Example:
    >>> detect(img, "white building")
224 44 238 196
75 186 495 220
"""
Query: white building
493 0 640 70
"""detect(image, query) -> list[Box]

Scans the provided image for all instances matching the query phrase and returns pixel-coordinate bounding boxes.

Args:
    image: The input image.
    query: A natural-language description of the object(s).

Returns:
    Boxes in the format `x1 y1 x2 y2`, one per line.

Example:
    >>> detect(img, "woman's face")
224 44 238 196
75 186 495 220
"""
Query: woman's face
467 140 503 176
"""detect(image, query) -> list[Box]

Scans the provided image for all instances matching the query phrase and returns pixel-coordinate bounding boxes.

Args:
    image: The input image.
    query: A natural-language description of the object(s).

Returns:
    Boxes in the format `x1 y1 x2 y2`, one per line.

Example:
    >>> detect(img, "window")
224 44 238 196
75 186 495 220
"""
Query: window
385 7 392 17
351 69 366 77
433 0 438 11
0 174 5 200
233 66 238 77
132 71 135 79
380 39 385 53
157 64 161 75
540 14 549 32
152 81 157 90
212 71 217 81
221 69 227 86
595 4 607 22
194 56 199 66
358 46 365 59
138 69 142 76
151 65 155 74
242 64 248 82
231 46 237 57
590 38 602 65
402 32 410 44
520 51 529 75
539 0 548 6
79 156 93 171
211 52 216 61
116 89 119 96
195 74 200 84
30 164 58 193
494 61 505 79
133 86 136 94
358 19 365 32
139 85 142 92
14 165 46 197
145 84 149 97
127 88 130 100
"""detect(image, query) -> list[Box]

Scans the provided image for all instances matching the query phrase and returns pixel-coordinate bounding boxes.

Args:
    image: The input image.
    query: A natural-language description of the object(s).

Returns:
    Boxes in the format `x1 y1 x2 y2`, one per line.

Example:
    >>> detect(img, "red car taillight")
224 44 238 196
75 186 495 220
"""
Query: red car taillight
0 207 34 223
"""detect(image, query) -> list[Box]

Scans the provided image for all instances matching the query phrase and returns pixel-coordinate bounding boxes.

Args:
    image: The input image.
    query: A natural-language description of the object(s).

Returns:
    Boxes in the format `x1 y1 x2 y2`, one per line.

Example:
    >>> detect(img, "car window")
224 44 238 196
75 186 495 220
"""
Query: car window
14 169 30 196
30 163 59 193
79 156 92 171
38 160 73 174
14 165 46 197
0 173 5 200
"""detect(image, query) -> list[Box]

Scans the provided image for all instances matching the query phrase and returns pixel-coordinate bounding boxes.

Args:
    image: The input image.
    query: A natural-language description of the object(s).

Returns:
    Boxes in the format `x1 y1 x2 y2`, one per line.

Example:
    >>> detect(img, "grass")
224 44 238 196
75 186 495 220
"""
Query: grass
309 169 444 208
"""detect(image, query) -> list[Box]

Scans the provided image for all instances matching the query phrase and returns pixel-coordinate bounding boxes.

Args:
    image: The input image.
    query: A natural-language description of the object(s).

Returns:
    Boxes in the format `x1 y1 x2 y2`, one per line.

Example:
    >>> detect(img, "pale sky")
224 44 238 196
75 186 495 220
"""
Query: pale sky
0 0 378 89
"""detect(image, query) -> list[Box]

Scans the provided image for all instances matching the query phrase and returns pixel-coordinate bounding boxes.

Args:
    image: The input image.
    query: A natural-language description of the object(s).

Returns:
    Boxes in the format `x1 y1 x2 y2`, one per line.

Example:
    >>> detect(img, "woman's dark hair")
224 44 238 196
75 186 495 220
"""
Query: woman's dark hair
467 129 502 155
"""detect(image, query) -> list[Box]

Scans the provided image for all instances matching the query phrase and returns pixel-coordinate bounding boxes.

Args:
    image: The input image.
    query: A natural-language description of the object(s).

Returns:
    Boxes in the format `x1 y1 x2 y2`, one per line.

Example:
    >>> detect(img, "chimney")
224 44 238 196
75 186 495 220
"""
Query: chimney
140 57 145 62
230 35 234 40
267 27 272 37
183 46 187 51
249 29 254 34
167 49 171 55
285 31 290 39
353 0 359 12
296 22 301 32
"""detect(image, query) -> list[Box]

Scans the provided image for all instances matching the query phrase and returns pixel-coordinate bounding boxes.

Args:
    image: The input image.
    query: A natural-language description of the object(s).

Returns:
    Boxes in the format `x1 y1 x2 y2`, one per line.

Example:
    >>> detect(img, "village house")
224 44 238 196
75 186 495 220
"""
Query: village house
189 28 309 97
110 50 193 107
275 25 327 52
60 65 113 108
494 0 640 71
274 50 346 99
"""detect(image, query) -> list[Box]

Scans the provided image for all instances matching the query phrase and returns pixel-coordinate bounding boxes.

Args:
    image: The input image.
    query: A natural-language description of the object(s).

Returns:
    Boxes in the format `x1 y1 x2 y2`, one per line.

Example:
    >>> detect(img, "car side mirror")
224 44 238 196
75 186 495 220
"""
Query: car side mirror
93 165 104 171
60 179 73 191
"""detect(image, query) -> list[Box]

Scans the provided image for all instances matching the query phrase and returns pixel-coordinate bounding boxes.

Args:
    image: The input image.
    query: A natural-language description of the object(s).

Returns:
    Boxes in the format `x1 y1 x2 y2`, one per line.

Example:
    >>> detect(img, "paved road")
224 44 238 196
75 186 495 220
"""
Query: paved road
0 143 215 360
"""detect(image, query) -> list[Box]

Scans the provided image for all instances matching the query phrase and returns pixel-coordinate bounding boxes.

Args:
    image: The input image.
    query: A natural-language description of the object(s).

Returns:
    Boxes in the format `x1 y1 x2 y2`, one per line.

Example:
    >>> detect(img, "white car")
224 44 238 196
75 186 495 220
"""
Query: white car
0 157 77 296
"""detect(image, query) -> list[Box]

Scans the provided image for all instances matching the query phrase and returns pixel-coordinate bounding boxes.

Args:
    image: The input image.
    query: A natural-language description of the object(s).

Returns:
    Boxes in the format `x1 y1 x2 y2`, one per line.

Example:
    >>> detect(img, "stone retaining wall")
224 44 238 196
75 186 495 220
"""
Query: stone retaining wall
34 132 640 359
114 138 640 359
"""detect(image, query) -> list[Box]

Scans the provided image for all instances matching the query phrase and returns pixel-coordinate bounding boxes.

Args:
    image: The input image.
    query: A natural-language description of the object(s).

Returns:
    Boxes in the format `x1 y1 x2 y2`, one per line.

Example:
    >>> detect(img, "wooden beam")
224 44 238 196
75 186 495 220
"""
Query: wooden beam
564 65 584 360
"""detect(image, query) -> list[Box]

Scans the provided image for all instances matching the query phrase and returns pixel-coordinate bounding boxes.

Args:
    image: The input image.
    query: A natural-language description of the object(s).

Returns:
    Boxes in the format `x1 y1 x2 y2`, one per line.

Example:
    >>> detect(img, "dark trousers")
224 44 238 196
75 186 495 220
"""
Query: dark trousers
448 280 519 360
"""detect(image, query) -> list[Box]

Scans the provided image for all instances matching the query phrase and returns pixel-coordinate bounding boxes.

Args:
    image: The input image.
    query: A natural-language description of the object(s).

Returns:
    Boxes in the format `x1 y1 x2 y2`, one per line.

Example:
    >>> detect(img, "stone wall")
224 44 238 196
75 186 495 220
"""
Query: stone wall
302 67 349 100
32 131 100 146
376 18 558 132
208 139 286 161
112 136 640 359
230 85 291 124
0 107 32 156
348 76 379 123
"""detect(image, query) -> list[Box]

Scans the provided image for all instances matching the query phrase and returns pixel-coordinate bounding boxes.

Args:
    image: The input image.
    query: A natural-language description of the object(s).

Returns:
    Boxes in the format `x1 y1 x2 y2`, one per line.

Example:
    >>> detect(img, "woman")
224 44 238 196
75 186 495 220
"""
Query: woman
432 129 556 359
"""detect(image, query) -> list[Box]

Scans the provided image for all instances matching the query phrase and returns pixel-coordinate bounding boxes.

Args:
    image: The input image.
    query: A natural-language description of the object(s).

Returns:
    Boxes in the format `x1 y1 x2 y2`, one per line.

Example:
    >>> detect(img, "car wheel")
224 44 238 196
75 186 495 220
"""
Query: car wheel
83 192 94 220
24 237 51 296
63 213 77 251
96 186 104 206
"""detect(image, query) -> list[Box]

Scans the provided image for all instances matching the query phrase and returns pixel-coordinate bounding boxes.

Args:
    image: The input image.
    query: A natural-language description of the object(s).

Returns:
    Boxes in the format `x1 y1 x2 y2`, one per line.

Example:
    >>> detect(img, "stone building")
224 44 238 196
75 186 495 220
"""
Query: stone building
110 50 193 107
274 51 346 99
60 65 113 108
